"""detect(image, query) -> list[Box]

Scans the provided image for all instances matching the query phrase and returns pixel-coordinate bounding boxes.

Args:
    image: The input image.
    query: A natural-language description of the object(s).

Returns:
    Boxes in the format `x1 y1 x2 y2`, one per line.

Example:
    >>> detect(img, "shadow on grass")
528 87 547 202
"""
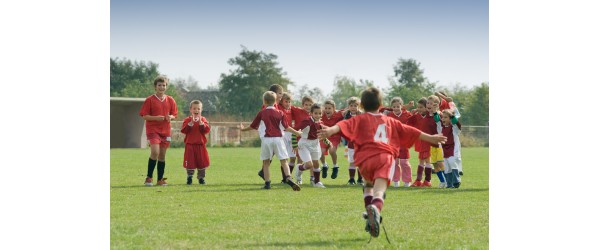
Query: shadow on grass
232 237 367 249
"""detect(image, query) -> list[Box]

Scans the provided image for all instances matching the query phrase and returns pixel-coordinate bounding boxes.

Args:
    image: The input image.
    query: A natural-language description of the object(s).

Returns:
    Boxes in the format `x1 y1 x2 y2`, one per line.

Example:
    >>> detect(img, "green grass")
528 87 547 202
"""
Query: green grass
111 147 489 249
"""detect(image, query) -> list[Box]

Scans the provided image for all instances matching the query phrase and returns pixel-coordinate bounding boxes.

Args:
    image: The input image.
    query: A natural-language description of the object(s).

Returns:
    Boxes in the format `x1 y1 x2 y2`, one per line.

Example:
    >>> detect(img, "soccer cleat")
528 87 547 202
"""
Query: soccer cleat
393 181 400 188
410 180 422 187
322 166 328 178
404 182 411 187
144 177 153 186
357 178 364 186
331 167 339 179
348 178 356 185
258 169 265 181
459 171 464 176
438 182 447 188
186 176 192 185
286 178 301 191
311 181 326 188
199 178 206 185
422 180 432 187
454 182 461 188
262 184 271 189
365 205 381 238
294 169 303 185
157 178 168 186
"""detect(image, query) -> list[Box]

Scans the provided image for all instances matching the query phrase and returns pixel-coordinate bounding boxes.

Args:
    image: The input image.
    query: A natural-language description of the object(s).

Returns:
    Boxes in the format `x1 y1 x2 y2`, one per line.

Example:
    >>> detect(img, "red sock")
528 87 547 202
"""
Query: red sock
313 169 321 183
364 195 373 208
371 198 384 212
299 164 307 171
417 165 424 181
425 167 432 182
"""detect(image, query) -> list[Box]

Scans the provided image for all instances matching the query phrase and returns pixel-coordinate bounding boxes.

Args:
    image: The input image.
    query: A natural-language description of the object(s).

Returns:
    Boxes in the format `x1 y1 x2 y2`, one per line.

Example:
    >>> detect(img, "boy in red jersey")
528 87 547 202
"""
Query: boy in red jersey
277 92 308 183
386 97 414 188
181 100 211 185
406 98 435 187
342 97 363 185
240 91 302 191
319 100 345 180
257 84 285 182
294 104 327 188
139 75 178 186
436 109 463 188
290 96 315 183
318 87 446 238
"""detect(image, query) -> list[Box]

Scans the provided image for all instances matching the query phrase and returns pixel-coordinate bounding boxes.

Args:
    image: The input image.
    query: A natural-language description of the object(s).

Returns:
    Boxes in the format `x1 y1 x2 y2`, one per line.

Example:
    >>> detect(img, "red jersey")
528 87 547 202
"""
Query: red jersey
336 113 422 167
322 110 344 141
440 122 461 157
386 110 413 158
181 116 210 145
407 112 438 147
342 111 361 149
290 105 310 127
277 103 294 128
439 98 450 111
249 106 290 138
139 94 178 135
294 117 322 140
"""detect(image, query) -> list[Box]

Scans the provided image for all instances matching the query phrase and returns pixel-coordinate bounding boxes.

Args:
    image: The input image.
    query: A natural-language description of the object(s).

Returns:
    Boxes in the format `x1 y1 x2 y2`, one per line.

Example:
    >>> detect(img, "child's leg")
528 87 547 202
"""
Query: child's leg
312 160 322 184
329 145 339 179
262 160 271 183
146 144 160 178
320 149 329 178
157 147 168 181
198 168 206 179
289 156 296 174
435 161 447 187
424 158 433 184
400 159 412 184
186 168 194 185
392 159 401 183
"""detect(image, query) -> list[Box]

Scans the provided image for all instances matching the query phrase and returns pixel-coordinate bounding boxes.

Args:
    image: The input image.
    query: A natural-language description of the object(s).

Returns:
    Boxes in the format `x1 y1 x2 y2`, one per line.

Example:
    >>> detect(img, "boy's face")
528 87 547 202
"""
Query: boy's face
348 103 359 113
311 108 322 121
417 103 427 114
281 99 291 109
391 102 402 113
190 104 202 116
302 101 313 112
442 113 451 125
275 91 283 102
155 82 167 94
324 104 335 115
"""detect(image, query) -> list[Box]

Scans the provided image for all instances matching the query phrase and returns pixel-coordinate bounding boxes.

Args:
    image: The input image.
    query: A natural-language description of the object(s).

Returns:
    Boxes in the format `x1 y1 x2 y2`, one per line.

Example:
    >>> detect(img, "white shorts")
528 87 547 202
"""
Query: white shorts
283 131 294 158
260 137 289 161
348 148 355 164
297 138 321 162
443 156 462 173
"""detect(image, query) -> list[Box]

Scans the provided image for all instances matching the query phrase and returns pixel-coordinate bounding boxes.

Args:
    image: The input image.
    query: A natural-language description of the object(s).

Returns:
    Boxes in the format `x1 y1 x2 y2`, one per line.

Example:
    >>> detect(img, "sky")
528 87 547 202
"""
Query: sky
111 0 488 95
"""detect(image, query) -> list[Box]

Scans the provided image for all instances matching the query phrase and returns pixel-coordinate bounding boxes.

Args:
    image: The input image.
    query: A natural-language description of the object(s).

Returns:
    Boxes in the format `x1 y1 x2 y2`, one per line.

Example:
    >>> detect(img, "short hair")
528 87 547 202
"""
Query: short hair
324 100 336 108
301 96 314 104
442 109 455 117
360 87 382 112
390 97 404 106
269 84 284 93
153 75 169 86
263 91 276 105
417 97 428 107
427 95 440 104
281 92 292 101
190 100 202 106
310 103 322 113
346 97 360 106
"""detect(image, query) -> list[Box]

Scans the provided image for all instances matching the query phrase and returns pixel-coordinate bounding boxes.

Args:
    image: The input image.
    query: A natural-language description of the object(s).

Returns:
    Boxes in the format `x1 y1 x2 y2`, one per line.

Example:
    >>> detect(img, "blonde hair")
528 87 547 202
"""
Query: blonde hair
263 91 276 105
153 75 169 86
442 109 455 117
281 92 292 101
390 97 404 105
324 99 336 108
301 96 314 104
427 95 440 104
190 100 202 106
346 96 360 106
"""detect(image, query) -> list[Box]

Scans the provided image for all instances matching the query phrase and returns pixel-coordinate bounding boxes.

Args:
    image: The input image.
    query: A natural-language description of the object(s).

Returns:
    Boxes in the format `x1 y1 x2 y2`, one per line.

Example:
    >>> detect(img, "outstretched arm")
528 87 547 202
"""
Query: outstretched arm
317 125 341 140
419 133 447 145
238 123 254 132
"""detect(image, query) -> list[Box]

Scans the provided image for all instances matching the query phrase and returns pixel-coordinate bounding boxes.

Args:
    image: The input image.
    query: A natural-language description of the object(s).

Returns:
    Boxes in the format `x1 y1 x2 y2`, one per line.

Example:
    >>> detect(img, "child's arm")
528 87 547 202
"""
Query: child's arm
200 117 211 134
284 126 302 137
181 117 192 133
317 124 341 139
238 123 254 131
419 132 447 145
402 101 414 110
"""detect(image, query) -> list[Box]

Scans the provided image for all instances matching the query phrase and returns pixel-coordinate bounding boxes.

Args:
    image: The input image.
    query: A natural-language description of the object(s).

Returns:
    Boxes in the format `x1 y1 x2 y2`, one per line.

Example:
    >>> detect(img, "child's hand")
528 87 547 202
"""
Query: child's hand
407 101 414 108
238 123 245 130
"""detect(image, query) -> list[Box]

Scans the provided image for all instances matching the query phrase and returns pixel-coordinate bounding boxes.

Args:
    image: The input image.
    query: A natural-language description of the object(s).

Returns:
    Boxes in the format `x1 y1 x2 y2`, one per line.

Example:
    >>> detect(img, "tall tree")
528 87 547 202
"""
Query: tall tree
218 46 291 118
292 84 326 106
387 58 437 105
463 82 489 125
329 76 374 109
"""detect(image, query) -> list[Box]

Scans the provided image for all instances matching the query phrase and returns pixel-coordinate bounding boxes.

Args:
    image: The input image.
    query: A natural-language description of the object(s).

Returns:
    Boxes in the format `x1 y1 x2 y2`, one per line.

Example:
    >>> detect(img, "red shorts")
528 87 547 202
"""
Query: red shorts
418 151 431 160
398 147 410 159
146 132 170 148
357 153 396 185
183 144 210 169
320 136 341 155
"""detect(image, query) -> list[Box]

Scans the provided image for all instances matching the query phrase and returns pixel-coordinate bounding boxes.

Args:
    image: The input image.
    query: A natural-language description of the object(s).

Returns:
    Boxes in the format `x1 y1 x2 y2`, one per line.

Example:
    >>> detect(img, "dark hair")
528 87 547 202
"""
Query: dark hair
269 84 284 93
153 75 169 86
417 97 428 107
310 103 322 113
360 87 382 112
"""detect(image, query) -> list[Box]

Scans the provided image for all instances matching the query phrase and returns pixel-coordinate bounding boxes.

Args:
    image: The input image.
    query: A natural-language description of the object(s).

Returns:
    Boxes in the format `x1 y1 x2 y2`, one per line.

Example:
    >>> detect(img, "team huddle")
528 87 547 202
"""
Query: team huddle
139 76 464 239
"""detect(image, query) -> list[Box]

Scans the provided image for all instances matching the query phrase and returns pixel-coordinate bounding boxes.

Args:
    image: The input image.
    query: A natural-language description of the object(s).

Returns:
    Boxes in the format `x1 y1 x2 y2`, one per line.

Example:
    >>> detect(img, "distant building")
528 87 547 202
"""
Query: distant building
110 97 146 148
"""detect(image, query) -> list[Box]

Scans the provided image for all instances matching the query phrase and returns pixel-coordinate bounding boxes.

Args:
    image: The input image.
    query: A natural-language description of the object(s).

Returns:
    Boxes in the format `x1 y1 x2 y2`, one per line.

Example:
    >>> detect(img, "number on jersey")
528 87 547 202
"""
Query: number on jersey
373 124 389 143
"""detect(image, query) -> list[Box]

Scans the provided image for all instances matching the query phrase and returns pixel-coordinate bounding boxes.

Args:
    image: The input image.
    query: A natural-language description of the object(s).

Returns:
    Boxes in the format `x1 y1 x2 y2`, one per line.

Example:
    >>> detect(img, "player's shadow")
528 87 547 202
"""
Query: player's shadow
237 237 367 249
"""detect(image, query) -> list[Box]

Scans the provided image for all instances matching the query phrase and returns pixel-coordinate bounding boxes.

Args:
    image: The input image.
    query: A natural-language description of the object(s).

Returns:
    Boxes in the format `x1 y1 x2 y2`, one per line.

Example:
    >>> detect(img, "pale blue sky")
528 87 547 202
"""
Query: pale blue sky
111 0 488 95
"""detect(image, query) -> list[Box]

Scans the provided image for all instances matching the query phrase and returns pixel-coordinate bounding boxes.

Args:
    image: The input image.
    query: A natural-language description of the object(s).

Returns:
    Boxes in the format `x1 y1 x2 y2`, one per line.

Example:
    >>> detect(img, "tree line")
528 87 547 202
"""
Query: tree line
111 46 488 125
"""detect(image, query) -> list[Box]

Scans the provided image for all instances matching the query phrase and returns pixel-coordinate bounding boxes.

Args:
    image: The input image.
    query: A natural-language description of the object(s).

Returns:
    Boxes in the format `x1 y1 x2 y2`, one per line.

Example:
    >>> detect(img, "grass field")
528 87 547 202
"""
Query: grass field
111 147 488 249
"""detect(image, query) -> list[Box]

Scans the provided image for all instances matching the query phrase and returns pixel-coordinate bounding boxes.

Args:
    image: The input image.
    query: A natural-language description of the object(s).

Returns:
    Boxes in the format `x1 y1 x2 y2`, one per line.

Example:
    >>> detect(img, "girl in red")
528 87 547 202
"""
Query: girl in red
406 98 436 187
181 100 211 185
318 87 447 238
319 100 345 179
139 76 178 186
387 97 415 188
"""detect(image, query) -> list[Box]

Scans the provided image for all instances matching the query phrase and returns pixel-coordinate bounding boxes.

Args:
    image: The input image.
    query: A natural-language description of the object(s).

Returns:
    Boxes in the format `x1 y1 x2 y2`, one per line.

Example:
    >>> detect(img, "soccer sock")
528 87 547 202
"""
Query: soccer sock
417 165 424 181
299 164 307 171
437 171 446 183
198 168 206 179
445 172 453 187
147 158 157 178
289 163 295 174
186 169 194 176
357 170 362 181
364 195 373 208
453 169 461 183
424 167 432 182
313 168 321 183
349 168 356 179
157 161 165 180
371 198 384 212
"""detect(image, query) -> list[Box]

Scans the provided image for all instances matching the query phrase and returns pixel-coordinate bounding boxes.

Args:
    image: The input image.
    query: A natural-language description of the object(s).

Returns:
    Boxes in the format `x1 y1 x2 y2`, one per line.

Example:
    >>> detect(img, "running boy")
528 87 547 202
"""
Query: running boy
240 91 302 191
294 103 327 188
139 75 178 186
181 100 211 185
318 87 447 238
320 100 344 179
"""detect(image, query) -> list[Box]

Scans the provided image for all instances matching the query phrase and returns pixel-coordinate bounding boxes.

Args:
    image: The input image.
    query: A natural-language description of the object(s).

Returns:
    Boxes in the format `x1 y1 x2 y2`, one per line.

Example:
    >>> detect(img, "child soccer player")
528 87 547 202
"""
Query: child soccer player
386 97 414 188
318 87 447 238
240 91 302 191
139 75 178 186
181 100 211 185
436 109 463 188
278 92 307 183
294 103 327 188
320 100 344 179
428 95 448 188
406 98 435 187
257 84 285 181
342 97 362 185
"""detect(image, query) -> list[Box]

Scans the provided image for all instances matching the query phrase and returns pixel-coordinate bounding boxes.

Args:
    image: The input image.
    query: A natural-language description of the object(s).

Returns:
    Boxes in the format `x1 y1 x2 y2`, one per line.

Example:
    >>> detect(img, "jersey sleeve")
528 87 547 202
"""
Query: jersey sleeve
249 111 262 129
200 117 211 134
336 118 357 142
181 116 192 133
168 96 178 118
393 119 422 149
280 110 290 129
139 98 152 116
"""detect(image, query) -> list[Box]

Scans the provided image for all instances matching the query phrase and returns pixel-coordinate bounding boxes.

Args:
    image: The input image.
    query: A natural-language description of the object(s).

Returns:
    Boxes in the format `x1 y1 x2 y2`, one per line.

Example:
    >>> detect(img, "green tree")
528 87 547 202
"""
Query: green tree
292 84 326 106
387 58 437 105
329 76 374 109
462 82 489 125
218 46 291 118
